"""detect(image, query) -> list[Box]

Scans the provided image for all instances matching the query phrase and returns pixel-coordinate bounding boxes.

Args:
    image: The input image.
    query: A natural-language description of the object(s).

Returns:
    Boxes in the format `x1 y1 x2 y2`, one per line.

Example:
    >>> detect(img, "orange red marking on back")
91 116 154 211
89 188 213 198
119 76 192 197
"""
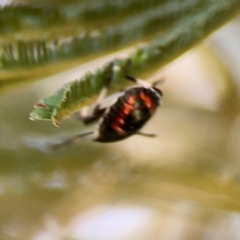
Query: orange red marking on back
110 95 135 136
139 92 155 114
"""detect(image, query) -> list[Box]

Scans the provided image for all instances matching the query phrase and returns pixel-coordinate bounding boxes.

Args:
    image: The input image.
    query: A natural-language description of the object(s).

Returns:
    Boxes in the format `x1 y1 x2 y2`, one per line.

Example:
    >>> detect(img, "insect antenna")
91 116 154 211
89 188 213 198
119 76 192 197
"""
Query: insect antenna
151 73 166 86
125 75 151 88
152 78 165 87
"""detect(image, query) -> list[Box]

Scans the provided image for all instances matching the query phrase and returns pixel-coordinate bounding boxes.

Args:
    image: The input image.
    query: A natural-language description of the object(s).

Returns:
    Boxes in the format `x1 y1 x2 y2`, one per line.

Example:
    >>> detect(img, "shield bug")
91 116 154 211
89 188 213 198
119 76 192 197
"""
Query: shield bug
52 74 163 149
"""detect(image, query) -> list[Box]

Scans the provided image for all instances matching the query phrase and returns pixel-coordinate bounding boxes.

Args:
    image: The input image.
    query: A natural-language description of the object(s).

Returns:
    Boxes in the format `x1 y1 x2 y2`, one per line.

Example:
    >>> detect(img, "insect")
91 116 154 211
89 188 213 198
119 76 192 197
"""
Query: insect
52 74 163 149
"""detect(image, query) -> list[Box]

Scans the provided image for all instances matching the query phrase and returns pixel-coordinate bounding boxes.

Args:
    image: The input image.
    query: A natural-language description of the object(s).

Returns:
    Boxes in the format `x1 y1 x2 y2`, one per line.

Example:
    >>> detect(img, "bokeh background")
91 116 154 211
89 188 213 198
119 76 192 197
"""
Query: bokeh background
0 1 240 240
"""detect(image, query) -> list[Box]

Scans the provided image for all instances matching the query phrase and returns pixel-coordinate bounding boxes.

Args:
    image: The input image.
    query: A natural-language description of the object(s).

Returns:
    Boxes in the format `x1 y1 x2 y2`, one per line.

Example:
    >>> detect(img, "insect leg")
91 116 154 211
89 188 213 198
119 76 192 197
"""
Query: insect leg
76 67 113 124
136 132 156 138
51 131 94 150
78 107 106 124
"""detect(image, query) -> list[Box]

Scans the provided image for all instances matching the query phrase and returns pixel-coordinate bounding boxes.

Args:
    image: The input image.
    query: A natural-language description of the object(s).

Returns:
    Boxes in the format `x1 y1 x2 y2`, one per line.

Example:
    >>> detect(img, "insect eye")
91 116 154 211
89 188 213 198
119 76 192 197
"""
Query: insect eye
153 87 163 96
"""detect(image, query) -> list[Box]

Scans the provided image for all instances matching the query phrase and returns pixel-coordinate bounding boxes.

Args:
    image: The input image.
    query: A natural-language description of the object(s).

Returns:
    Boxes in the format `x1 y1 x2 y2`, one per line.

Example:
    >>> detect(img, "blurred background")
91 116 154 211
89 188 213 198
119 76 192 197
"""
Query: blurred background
0 1 240 240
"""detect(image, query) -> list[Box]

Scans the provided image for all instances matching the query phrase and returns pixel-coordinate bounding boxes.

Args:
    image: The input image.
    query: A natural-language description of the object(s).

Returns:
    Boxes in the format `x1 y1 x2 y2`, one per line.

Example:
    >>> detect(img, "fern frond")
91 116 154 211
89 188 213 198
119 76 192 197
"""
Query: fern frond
30 0 240 125
0 0 201 69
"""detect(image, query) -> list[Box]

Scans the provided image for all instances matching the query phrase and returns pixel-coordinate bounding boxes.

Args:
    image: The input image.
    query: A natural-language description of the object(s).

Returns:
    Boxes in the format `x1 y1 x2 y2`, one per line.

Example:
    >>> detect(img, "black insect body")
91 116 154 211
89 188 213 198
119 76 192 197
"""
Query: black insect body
53 75 163 149
96 84 162 142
